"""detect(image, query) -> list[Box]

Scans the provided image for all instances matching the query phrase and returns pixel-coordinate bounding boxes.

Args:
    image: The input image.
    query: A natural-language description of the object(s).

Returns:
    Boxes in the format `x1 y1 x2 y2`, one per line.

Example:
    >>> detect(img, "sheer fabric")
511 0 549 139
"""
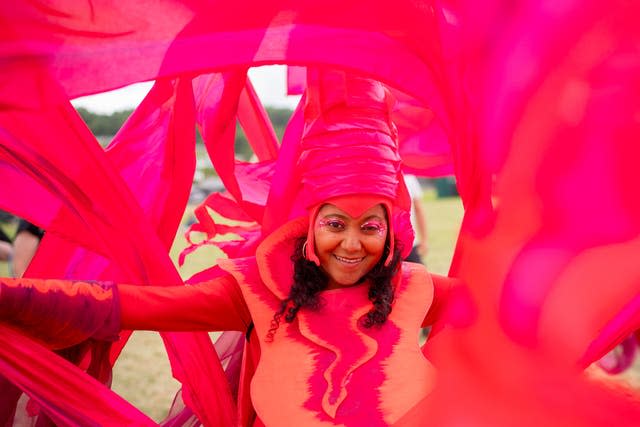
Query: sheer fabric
0 1 639 426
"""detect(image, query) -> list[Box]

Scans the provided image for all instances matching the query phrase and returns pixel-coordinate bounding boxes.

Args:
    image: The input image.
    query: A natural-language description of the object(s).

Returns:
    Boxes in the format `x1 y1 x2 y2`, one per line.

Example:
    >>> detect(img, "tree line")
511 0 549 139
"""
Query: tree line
76 106 294 159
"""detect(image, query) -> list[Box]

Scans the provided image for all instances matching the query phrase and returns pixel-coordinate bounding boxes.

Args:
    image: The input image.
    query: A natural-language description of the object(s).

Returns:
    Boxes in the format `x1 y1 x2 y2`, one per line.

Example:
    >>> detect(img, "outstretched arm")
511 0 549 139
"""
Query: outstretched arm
0 272 251 349
119 273 251 332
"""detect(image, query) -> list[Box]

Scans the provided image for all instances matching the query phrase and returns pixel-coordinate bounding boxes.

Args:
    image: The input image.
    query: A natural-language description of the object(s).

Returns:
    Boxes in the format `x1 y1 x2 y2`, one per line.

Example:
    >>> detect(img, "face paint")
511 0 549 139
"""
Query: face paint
361 220 387 237
317 218 346 231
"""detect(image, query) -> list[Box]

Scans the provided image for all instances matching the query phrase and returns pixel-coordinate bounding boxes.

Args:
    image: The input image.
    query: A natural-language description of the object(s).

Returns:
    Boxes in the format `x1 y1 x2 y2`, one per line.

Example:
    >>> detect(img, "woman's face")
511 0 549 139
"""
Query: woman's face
313 203 388 289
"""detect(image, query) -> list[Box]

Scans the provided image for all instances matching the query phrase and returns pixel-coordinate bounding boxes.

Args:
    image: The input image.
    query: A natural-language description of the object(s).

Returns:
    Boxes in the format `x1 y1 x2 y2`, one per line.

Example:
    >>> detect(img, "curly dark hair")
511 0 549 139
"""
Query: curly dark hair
266 236 403 341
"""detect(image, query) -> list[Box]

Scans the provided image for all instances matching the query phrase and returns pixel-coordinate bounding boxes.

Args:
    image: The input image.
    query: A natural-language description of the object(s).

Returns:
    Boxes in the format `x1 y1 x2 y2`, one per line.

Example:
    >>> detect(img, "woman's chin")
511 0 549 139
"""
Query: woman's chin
327 276 363 290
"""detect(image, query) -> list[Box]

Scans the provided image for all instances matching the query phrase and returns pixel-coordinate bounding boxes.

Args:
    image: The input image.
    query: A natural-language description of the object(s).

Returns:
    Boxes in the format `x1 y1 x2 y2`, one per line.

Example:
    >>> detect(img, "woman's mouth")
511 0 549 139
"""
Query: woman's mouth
333 254 365 264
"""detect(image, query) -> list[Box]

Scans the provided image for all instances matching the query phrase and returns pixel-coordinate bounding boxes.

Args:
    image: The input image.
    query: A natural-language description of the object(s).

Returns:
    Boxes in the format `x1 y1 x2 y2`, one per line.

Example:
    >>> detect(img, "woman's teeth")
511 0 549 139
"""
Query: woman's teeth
334 255 364 264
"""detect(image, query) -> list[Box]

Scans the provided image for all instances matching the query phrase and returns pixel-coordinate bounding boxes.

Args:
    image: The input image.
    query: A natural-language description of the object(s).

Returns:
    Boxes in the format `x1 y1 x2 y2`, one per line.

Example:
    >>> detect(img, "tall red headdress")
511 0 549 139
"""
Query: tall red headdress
295 69 413 265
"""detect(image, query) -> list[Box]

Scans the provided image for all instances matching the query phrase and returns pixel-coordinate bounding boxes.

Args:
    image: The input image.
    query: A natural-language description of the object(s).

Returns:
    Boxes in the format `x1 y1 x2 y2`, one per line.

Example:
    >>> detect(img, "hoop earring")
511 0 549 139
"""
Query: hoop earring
302 240 308 260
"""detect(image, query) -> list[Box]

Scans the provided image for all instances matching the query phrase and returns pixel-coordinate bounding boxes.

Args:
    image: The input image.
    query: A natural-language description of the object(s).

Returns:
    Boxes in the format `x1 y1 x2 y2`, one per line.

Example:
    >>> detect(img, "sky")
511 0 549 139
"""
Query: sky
71 65 301 114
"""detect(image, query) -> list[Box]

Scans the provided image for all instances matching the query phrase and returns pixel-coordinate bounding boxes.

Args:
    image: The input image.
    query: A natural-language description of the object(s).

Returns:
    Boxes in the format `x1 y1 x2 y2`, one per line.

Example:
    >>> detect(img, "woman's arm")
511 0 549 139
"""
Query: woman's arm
119 273 251 332
0 272 252 349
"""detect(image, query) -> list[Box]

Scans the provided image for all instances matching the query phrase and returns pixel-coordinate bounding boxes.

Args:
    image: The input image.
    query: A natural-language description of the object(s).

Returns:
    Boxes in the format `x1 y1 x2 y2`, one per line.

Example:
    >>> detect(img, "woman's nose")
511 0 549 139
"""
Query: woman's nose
341 230 362 252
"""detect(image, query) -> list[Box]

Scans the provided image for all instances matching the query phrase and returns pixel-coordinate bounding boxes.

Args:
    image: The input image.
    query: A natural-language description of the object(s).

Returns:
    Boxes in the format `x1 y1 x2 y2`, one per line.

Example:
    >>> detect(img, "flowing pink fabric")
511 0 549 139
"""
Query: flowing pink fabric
0 325 156 426
1 0 639 426
286 66 306 96
283 65 453 177
447 0 640 362
0 2 451 113
419 0 640 424
0 73 234 423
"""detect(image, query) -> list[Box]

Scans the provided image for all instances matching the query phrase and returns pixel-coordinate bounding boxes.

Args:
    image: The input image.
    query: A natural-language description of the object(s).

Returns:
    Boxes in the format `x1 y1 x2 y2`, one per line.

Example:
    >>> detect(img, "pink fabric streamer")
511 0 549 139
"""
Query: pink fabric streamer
286 66 307 96
418 1 640 424
0 324 156 426
0 73 235 423
238 78 280 162
1 0 640 426
283 66 454 177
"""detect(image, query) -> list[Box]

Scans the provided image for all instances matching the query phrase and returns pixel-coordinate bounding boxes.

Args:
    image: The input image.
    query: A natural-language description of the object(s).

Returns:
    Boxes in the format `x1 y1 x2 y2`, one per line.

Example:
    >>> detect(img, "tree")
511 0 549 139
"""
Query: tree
76 107 132 138
74 105 294 160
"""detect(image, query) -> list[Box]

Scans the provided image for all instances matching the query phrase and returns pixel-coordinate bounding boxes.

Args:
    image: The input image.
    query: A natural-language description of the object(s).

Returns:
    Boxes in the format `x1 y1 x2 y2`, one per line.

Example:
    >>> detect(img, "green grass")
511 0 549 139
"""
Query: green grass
112 331 179 420
0 260 9 277
421 196 464 275
113 206 249 421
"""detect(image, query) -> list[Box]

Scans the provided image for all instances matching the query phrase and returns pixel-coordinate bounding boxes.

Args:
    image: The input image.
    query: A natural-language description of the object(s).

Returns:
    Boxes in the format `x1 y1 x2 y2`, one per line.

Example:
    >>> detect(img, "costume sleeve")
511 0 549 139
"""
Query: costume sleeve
119 273 251 332
0 278 120 350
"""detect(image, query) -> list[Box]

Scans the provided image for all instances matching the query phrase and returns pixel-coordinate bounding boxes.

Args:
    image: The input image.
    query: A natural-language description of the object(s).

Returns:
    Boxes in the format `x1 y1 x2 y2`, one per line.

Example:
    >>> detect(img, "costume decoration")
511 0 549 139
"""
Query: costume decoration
0 1 639 426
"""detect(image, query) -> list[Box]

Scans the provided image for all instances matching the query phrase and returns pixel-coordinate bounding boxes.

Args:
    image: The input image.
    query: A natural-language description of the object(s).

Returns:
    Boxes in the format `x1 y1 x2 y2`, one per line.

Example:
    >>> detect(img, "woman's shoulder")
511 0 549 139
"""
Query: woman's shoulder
397 261 434 300
392 262 435 322
400 261 432 283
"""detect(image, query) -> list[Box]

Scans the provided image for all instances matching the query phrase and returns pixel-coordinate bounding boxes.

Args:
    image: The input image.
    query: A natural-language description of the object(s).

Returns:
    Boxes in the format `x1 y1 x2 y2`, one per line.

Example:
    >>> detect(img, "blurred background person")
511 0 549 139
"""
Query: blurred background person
403 173 428 264
0 226 12 265
12 219 43 277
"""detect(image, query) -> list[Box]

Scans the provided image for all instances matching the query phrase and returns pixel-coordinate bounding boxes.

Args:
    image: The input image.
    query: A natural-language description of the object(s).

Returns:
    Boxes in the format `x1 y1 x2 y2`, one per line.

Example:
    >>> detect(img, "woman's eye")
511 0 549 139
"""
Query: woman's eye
319 218 345 230
361 222 385 234
327 220 344 230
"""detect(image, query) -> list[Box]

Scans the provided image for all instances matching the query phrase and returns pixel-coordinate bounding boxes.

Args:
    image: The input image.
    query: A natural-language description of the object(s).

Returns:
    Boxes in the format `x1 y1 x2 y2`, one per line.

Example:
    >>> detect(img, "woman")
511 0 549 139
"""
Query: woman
0 71 448 426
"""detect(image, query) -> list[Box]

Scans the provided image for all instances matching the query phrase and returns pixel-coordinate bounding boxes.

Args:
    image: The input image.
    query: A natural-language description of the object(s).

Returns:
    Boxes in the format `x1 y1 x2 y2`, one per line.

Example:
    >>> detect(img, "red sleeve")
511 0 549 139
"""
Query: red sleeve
119 273 251 332
0 278 119 349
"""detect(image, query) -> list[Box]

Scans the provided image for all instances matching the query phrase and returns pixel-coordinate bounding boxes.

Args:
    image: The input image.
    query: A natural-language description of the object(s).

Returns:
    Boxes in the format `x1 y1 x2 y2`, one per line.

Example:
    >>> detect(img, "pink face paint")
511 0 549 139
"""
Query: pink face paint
317 217 345 231
361 220 387 236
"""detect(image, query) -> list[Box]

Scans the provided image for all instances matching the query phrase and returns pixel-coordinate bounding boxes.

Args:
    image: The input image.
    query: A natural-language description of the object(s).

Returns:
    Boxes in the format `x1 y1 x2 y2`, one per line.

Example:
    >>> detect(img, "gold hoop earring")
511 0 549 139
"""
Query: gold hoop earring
302 240 308 260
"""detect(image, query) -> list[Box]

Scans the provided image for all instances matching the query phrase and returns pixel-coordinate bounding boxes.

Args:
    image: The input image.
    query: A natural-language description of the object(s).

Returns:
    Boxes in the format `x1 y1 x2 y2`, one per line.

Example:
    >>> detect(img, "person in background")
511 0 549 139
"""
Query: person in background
403 174 428 264
0 227 13 265
12 219 43 277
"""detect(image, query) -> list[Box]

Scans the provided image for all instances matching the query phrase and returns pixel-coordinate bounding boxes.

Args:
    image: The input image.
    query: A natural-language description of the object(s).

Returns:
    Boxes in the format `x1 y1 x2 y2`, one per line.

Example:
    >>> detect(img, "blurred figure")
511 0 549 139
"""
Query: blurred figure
403 174 428 264
12 219 43 277
596 332 639 375
0 227 12 264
